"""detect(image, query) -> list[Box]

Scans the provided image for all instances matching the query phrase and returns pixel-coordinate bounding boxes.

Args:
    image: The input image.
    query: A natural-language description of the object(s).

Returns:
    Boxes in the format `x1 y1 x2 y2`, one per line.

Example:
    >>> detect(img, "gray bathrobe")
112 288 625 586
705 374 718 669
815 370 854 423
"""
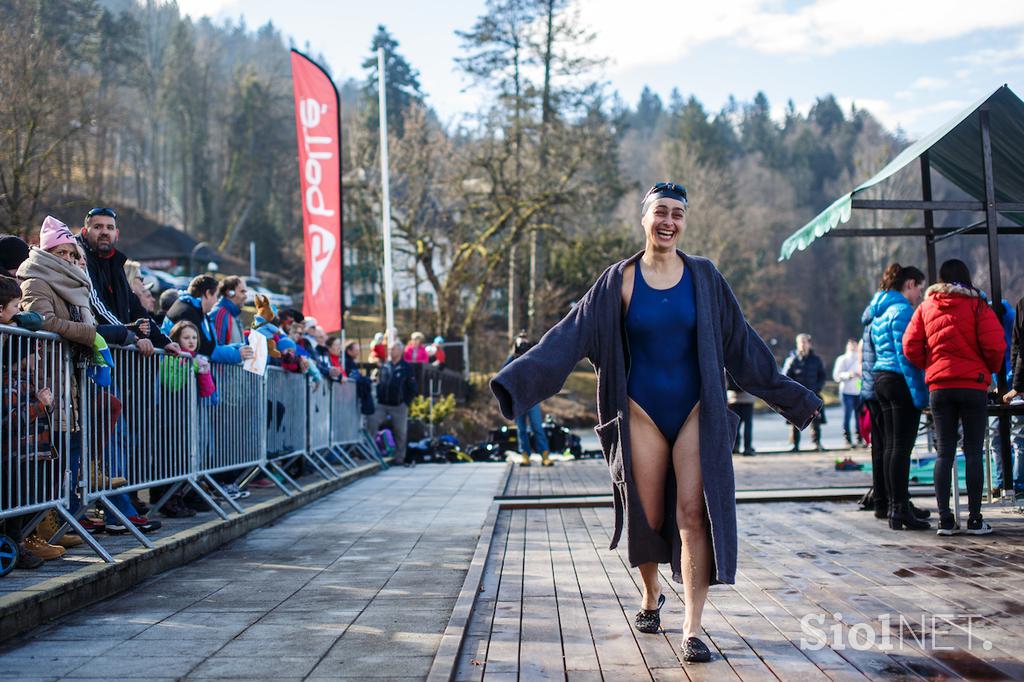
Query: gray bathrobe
491 250 821 585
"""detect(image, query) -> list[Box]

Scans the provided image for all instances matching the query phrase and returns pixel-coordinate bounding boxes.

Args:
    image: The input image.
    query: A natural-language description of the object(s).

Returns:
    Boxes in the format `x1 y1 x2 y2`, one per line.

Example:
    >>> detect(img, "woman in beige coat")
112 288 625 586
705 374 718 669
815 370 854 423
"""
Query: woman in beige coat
17 216 145 531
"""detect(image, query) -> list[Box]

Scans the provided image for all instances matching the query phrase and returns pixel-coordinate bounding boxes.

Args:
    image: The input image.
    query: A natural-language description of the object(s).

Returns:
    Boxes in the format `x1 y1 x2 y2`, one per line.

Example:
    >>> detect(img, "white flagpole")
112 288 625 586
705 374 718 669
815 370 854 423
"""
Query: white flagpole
377 47 396 338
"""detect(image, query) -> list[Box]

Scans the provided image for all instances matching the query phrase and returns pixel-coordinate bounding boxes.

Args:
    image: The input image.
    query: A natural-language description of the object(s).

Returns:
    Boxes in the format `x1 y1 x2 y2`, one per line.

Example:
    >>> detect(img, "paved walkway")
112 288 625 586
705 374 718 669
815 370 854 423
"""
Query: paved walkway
0 463 506 681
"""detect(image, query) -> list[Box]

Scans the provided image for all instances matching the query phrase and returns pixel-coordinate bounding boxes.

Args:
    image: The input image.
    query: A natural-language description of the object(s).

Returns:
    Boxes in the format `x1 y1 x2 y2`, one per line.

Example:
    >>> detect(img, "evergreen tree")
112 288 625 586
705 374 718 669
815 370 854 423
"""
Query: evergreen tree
633 86 663 133
741 91 779 163
361 25 423 137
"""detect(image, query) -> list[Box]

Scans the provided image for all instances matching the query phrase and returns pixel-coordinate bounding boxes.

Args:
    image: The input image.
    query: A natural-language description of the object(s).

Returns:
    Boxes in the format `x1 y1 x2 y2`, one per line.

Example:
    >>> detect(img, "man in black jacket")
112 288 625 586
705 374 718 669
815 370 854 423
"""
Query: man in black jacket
369 342 418 466
782 333 826 451
77 207 179 356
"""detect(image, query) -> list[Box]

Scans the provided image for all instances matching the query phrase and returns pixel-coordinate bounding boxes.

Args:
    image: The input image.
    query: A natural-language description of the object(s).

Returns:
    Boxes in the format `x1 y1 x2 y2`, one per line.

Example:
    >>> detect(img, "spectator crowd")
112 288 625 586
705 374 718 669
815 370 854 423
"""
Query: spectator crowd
0 208 438 573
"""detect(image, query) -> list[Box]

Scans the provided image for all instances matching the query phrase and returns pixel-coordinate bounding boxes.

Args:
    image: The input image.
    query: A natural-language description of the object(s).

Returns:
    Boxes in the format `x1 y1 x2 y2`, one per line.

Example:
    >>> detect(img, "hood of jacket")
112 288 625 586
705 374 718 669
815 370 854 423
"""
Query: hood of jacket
177 293 204 311
925 282 982 303
866 289 907 322
17 247 96 324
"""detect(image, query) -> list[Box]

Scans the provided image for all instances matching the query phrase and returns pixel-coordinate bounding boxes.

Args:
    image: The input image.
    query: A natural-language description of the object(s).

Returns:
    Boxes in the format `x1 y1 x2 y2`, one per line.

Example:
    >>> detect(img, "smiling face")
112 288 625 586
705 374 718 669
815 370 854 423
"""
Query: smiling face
641 197 687 252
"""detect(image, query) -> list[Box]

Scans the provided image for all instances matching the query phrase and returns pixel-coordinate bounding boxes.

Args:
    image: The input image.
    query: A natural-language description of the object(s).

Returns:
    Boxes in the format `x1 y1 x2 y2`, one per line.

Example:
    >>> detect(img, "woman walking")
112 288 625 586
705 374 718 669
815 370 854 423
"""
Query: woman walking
867 263 931 530
491 182 821 663
904 259 1005 535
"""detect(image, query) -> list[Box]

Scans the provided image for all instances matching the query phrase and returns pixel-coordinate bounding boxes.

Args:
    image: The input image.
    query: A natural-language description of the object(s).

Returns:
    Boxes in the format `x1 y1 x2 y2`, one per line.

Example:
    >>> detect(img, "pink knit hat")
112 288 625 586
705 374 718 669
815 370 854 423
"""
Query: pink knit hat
39 215 76 252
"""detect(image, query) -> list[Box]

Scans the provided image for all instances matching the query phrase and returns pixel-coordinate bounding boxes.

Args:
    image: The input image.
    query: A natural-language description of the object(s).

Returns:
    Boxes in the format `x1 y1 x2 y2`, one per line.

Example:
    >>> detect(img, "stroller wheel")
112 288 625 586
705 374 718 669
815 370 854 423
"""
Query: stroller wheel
0 535 18 576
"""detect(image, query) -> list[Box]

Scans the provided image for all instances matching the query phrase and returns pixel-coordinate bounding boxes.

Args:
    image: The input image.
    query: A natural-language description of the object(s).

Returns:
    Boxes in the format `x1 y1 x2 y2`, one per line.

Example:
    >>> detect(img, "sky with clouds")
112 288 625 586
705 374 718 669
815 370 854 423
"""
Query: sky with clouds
177 0 1024 137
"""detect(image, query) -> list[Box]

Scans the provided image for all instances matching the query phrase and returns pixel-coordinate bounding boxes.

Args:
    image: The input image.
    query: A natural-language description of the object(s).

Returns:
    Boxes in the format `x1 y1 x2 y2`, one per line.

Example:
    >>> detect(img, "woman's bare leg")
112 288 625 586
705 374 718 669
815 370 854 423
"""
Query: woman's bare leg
672 404 710 639
628 398 670 610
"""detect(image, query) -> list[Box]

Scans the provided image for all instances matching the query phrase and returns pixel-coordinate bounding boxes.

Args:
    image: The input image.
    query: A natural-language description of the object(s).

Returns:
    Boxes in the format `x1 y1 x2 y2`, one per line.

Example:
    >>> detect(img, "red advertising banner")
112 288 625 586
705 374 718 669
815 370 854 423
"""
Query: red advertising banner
290 49 343 332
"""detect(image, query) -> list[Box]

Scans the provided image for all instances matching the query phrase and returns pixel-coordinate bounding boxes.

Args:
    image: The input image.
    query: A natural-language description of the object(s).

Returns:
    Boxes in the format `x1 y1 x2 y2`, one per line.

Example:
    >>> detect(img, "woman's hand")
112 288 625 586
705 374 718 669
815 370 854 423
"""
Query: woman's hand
132 318 150 337
37 387 53 408
1003 389 1019 403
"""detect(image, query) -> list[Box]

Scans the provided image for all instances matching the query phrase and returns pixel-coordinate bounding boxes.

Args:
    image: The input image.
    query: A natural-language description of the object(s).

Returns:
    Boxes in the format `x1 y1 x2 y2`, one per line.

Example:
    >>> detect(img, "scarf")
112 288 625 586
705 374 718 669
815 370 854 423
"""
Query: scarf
17 247 97 326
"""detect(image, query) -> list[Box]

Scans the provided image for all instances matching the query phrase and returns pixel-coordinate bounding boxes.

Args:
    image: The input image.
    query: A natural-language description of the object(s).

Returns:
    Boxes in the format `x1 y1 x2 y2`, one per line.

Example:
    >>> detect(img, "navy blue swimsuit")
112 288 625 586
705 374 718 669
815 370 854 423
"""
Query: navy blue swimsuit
625 261 701 441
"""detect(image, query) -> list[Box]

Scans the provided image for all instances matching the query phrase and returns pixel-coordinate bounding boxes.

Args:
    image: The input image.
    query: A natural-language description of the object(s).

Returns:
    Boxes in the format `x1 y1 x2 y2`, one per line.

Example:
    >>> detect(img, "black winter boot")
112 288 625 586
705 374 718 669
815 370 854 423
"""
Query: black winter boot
889 501 931 531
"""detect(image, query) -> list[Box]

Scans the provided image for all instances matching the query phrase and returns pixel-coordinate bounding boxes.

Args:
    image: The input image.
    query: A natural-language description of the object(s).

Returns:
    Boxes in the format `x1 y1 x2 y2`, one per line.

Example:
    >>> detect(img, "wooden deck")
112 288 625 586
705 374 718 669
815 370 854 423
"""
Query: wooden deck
453 497 1024 681
504 447 876 498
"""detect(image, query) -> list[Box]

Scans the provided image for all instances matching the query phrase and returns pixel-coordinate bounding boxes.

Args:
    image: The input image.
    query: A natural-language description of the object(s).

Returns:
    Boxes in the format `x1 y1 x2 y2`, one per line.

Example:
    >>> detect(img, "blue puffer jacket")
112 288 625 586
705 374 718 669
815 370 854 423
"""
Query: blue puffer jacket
166 293 244 365
859 292 881 401
869 289 928 408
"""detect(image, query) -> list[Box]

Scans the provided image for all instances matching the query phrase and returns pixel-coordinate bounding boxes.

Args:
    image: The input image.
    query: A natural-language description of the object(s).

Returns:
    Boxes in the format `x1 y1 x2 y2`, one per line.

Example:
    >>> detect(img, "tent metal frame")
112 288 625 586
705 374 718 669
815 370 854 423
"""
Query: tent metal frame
821 103 1016 494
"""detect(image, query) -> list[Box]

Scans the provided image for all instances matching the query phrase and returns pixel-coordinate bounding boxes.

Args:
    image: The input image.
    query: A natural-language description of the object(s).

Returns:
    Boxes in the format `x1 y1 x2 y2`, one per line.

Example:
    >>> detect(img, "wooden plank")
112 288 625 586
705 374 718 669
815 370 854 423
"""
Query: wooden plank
586 504 761 682
562 507 652 677
550 508 602 673
709 589 831 681
576 507 686 674
485 510 526 676
730 573 865 682
453 510 512 682
739 503 1015 679
802 503 1024 676
518 509 564 679
736 505 937 679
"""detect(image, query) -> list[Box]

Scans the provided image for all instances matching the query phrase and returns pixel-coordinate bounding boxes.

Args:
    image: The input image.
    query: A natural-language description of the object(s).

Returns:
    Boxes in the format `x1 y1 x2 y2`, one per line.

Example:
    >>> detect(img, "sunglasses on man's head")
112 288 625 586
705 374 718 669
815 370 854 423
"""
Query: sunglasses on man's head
86 207 117 219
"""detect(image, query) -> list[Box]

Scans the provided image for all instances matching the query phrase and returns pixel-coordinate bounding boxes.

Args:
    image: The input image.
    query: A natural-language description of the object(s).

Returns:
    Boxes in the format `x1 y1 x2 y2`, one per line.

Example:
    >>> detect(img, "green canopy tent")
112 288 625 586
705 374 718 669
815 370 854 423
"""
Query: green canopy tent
779 84 1024 497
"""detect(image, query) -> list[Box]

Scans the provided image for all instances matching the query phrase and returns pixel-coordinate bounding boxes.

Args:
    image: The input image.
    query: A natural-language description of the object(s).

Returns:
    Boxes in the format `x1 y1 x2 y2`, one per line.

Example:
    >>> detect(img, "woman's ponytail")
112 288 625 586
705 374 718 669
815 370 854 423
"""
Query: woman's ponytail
879 263 902 291
879 262 925 292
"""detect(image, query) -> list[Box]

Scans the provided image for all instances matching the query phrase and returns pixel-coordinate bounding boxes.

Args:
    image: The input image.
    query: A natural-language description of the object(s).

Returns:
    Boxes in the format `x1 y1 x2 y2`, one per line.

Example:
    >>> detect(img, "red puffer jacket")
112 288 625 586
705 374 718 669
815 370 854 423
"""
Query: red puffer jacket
904 283 1006 391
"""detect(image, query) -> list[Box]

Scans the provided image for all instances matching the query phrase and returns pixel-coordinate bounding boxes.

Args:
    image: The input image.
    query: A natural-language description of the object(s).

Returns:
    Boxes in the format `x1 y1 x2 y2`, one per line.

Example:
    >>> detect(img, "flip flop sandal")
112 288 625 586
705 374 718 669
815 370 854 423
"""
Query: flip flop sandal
634 593 665 633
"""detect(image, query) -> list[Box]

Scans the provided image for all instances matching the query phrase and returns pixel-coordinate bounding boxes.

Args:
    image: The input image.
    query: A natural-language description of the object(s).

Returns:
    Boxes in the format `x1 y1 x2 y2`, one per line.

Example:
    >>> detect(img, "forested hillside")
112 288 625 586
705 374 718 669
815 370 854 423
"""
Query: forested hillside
1 0 1013 364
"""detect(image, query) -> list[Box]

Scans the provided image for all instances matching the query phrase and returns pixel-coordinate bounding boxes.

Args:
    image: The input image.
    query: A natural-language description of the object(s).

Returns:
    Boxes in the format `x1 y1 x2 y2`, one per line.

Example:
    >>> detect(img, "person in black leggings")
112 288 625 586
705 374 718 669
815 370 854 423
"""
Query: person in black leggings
860 295 889 517
904 259 1006 535
866 263 930 530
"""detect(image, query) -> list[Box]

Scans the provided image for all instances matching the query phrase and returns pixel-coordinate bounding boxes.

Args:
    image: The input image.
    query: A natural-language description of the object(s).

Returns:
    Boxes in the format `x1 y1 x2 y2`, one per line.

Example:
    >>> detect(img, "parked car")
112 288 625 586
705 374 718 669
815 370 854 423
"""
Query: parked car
244 277 293 308
140 266 190 295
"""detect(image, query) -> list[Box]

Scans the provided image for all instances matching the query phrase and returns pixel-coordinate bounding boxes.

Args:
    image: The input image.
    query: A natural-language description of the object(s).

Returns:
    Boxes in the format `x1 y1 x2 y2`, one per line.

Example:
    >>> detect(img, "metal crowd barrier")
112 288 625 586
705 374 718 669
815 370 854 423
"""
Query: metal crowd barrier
265 366 329 491
79 346 226 547
328 380 379 466
307 376 344 476
197 362 289 512
0 326 106 561
0 328 369 565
